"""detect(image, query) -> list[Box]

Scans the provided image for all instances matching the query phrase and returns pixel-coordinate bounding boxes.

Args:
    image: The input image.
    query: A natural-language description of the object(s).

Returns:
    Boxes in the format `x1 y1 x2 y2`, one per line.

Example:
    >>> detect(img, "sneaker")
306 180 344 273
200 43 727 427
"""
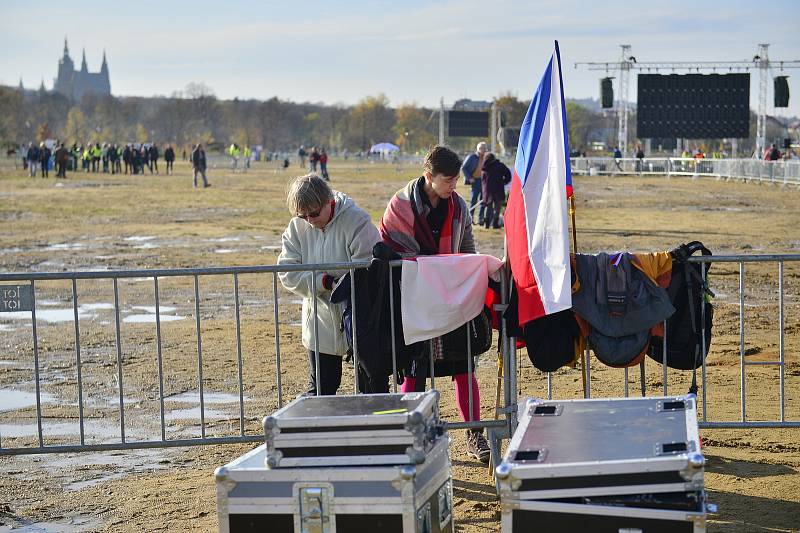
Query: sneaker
466 429 491 464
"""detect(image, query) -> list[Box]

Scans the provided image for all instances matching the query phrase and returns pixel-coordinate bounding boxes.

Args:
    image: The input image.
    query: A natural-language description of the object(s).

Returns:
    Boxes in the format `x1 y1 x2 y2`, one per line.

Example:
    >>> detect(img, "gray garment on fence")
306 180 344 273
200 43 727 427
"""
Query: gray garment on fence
572 252 675 366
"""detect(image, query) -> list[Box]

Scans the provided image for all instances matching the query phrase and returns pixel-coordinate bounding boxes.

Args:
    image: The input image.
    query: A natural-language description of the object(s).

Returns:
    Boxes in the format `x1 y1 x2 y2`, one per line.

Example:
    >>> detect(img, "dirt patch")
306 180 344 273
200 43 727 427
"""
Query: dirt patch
1 160 799 531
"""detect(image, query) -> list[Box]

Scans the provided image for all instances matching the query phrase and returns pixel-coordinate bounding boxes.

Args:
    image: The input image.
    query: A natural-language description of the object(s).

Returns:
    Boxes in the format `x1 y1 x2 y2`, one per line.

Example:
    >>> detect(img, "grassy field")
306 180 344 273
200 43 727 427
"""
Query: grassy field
0 157 799 532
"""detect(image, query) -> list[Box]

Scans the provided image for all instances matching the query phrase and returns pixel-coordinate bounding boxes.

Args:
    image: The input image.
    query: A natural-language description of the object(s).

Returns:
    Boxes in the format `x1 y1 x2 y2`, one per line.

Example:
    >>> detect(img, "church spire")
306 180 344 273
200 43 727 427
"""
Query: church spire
63 37 69 58
18 78 24 91
39 78 46 93
101 49 108 72
81 48 88 71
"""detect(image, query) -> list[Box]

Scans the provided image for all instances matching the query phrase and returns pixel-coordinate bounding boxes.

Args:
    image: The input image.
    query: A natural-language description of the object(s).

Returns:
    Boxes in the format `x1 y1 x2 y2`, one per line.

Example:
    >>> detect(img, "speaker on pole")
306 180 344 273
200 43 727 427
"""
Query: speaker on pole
601 77 614 109
774 76 790 108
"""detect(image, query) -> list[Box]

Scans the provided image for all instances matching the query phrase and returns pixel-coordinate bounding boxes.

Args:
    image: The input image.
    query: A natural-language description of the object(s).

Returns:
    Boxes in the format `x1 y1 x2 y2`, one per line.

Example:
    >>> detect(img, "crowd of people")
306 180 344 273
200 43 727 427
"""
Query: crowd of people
19 141 178 179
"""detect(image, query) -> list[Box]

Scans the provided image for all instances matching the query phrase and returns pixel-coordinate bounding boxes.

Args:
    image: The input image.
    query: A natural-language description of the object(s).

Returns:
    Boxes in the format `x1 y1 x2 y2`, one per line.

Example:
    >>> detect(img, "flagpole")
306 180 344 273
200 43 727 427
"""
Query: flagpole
569 194 588 397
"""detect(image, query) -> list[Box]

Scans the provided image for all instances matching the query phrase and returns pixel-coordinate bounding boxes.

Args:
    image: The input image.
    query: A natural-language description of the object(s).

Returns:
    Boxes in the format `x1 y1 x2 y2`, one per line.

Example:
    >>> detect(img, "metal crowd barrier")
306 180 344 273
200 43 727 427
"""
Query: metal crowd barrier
536 254 800 430
0 259 511 456
0 253 797 456
570 157 800 185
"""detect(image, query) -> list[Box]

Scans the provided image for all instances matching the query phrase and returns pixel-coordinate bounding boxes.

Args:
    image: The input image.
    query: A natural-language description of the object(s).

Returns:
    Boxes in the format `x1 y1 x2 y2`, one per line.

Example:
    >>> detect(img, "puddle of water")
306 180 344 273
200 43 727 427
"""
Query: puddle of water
66 472 128 492
289 299 303 305
261 245 281 250
80 302 115 311
131 305 176 314
134 242 158 249
0 308 97 323
123 314 185 324
0 516 101 532
0 324 15 331
43 243 86 251
164 391 247 404
215 249 235 254
0 419 121 438
124 236 156 242
209 237 241 242
164 407 228 421
0 389 56 412
36 300 63 307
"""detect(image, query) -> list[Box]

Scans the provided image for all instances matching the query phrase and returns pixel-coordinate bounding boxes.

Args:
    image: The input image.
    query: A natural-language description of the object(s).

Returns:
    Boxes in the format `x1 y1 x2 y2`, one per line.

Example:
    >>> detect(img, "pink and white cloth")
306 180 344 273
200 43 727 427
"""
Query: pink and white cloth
400 254 504 344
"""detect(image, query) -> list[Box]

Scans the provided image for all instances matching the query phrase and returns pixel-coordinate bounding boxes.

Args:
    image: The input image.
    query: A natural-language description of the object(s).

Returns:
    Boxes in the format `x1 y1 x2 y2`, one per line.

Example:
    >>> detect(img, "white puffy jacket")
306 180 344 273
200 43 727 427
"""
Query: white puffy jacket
278 191 381 356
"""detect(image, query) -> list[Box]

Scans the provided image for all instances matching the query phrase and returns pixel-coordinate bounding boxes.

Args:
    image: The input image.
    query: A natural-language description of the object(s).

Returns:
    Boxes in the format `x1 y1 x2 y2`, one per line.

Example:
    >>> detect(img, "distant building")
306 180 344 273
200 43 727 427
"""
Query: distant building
452 98 492 111
53 38 111 102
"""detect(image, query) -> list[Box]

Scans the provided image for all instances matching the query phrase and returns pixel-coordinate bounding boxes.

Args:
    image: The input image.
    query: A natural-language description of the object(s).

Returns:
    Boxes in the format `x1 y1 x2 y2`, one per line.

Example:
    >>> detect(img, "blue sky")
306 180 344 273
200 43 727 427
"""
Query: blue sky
1 0 798 117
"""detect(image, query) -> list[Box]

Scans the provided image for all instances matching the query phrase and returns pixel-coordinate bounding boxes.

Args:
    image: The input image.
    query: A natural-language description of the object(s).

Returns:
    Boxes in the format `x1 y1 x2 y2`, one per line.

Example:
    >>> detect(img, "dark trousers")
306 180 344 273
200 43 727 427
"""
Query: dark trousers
470 180 485 223
166 160 173 173
484 199 502 228
306 351 343 396
56 162 66 178
40 162 49 177
306 350 389 395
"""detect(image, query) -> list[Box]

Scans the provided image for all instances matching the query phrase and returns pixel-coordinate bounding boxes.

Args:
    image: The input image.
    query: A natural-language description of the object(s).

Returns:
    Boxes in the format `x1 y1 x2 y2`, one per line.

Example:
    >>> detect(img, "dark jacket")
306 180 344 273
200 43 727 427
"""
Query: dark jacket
572 252 674 367
191 147 206 170
164 147 175 161
481 155 511 204
149 146 159 160
55 146 69 164
39 147 51 163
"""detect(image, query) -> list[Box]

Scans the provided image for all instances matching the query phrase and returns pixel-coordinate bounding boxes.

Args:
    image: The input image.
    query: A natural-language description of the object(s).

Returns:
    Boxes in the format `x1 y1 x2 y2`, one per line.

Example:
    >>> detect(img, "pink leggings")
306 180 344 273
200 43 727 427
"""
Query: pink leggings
401 372 480 422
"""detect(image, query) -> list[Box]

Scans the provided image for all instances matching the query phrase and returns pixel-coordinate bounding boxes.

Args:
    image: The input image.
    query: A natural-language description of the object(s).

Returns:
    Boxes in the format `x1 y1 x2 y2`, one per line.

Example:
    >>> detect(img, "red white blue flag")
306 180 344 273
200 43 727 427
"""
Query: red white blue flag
504 40 573 326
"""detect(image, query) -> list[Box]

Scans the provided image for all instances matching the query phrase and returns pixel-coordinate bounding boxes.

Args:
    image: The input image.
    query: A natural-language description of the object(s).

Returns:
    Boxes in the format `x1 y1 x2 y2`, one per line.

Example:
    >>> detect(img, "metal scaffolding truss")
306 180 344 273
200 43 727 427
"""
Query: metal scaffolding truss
575 44 800 157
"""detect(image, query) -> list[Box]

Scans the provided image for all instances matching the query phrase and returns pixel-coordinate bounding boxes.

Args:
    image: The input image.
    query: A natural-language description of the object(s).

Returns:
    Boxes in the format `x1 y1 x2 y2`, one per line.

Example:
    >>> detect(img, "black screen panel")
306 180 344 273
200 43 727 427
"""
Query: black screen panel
448 111 489 137
637 73 750 139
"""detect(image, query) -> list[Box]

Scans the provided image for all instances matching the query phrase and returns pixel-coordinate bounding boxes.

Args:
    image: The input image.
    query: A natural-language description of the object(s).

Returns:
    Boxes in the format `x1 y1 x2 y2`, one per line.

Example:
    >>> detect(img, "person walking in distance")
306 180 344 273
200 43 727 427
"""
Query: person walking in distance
54 142 69 178
480 152 511 229
190 143 210 188
164 144 175 175
27 142 39 177
39 142 51 178
149 143 160 174
319 148 329 181
461 142 488 225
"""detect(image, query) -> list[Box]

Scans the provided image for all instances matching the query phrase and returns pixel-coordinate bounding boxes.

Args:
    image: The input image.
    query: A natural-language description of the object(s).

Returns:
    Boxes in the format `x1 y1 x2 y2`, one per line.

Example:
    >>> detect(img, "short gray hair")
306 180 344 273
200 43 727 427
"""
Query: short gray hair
286 174 333 215
476 142 488 152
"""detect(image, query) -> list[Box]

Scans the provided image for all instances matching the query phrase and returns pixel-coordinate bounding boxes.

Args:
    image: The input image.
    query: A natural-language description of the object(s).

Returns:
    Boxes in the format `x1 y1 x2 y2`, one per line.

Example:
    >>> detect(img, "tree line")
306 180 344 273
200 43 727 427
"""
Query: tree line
0 82 778 155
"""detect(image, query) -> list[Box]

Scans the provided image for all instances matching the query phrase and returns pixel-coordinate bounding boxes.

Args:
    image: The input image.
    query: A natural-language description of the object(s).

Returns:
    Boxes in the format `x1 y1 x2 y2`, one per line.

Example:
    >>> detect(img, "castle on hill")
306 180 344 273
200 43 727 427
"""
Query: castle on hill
53 38 111 101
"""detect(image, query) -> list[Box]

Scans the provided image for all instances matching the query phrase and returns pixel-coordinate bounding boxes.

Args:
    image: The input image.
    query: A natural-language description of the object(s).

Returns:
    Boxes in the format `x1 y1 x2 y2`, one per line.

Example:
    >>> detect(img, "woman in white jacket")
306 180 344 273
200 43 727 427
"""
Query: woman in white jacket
278 174 381 395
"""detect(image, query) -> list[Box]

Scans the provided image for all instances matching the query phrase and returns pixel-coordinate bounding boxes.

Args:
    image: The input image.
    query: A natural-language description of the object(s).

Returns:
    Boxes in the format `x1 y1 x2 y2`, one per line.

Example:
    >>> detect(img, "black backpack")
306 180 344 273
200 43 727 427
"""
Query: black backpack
648 242 714 380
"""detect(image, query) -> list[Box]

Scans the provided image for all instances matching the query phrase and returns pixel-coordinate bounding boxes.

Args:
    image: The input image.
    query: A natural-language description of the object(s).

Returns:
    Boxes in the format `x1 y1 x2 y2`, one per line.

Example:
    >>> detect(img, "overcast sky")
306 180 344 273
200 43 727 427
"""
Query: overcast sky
2 0 798 117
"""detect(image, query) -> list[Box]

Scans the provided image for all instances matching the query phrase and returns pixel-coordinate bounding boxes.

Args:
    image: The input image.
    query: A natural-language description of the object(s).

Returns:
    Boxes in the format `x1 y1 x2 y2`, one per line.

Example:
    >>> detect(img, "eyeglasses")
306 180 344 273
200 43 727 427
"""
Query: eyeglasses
297 209 321 220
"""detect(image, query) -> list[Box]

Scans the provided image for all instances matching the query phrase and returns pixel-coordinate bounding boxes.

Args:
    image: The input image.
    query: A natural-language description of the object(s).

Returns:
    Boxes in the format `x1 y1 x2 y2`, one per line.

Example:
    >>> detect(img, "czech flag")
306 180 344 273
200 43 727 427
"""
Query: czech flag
504 40 573 326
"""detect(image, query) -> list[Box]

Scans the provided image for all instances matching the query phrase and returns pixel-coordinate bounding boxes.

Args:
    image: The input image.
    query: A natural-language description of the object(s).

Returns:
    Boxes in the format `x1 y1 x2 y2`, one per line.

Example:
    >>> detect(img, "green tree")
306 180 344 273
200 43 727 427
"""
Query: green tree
495 93 529 128
63 107 88 144
346 94 395 151
393 103 437 152
565 102 596 152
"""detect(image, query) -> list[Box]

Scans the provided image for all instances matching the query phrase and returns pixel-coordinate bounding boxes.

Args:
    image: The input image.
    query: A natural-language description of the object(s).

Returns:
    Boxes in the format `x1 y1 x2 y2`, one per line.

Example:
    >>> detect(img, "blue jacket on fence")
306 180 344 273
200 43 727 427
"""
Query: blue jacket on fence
572 252 675 367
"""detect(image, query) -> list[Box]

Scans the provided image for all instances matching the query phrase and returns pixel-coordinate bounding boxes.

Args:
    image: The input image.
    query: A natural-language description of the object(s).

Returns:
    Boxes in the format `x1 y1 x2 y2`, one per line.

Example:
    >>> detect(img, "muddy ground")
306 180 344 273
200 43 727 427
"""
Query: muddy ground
0 158 799 532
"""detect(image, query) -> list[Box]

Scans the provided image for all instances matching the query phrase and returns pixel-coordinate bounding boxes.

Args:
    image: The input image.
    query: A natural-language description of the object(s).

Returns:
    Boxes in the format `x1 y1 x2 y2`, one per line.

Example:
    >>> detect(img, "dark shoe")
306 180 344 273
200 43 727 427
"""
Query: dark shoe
466 429 491 464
